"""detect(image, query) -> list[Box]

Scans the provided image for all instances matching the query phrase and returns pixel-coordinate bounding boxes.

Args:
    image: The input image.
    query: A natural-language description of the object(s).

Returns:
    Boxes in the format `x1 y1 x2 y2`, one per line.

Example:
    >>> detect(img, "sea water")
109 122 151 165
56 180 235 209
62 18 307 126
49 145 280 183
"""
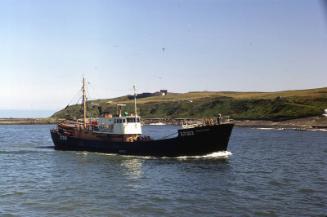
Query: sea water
0 125 326 216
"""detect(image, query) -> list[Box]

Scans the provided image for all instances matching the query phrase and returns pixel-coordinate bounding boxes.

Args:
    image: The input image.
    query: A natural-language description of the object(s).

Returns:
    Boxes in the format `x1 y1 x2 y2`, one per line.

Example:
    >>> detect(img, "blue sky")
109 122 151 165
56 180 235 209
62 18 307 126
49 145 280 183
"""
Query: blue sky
0 0 326 117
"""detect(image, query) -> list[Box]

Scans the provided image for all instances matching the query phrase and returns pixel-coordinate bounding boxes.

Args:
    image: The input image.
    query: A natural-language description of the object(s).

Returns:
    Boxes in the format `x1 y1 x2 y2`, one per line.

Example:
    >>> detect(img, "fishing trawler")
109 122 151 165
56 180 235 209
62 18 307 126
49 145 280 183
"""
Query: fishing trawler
50 78 234 157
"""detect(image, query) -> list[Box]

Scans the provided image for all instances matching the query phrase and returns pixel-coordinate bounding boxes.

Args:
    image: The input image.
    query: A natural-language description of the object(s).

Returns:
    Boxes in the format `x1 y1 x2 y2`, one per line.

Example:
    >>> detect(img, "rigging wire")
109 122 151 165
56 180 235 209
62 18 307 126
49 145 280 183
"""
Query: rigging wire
74 96 82 106
87 81 96 102
87 81 95 120
66 88 83 107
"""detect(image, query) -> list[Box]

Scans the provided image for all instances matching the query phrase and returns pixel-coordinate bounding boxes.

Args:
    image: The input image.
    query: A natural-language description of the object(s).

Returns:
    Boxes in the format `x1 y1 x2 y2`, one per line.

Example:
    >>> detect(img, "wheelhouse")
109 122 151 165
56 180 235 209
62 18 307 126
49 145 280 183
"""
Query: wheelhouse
97 116 142 135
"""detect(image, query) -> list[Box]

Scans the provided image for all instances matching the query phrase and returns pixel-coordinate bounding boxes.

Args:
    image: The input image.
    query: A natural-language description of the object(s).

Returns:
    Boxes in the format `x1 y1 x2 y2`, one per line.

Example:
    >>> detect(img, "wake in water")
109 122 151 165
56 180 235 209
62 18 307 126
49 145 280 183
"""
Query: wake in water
95 151 232 160
175 151 232 160
256 127 285 131
256 127 327 132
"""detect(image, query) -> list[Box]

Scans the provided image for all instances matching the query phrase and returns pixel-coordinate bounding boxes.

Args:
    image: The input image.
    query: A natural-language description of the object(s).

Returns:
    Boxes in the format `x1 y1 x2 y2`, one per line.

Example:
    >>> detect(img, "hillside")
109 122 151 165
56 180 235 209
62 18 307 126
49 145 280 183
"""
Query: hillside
51 87 327 121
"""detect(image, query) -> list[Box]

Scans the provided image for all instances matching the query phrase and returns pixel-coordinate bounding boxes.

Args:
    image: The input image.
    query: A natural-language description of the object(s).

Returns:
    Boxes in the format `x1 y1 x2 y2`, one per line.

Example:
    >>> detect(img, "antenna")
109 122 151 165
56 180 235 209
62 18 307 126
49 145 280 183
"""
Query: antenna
82 77 87 128
133 85 137 117
116 104 126 117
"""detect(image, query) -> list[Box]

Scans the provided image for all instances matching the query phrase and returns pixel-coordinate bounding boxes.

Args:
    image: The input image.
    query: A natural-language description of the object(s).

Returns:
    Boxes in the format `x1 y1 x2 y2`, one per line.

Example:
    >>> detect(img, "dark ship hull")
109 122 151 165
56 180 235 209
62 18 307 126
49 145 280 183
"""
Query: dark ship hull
51 124 234 157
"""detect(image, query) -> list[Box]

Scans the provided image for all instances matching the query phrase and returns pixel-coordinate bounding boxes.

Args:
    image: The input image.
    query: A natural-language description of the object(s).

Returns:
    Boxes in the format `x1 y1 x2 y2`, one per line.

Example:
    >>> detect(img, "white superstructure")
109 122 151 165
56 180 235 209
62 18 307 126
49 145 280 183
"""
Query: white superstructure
97 116 142 135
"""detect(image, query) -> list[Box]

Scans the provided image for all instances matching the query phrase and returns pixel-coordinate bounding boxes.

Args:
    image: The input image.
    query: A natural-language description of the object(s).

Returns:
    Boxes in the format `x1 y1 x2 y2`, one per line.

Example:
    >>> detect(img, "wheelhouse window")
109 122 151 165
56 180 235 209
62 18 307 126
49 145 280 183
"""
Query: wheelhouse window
125 117 140 123
115 118 123 123
127 118 136 123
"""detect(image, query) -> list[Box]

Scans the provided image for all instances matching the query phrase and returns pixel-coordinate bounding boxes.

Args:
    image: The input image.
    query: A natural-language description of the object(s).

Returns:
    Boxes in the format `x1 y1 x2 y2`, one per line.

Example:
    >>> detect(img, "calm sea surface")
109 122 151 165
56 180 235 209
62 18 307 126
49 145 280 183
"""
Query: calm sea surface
0 125 326 217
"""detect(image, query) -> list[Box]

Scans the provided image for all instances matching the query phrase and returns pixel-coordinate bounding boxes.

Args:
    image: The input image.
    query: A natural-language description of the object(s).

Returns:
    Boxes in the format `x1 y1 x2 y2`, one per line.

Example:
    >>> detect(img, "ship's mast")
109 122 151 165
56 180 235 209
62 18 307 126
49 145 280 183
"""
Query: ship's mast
82 77 87 128
133 85 137 117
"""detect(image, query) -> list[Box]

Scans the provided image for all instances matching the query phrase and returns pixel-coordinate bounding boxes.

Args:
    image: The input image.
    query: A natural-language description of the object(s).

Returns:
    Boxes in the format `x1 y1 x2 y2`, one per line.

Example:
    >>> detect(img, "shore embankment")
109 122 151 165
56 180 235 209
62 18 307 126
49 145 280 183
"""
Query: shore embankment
233 116 327 129
1 116 327 130
143 116 327 130
0 118 57 125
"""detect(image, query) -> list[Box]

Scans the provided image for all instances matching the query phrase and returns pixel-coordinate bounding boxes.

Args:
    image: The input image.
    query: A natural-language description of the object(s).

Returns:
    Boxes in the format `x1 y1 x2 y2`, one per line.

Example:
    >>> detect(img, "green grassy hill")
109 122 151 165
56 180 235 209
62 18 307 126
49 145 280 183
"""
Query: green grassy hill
51 87 327 121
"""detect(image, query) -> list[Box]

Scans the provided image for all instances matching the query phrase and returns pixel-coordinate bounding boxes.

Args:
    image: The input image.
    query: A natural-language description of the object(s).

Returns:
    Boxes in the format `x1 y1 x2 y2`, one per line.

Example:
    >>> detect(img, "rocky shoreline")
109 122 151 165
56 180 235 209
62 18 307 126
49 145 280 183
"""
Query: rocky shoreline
0 118 57 125
233 116 327 129
1 116 327 131
143 116 327 131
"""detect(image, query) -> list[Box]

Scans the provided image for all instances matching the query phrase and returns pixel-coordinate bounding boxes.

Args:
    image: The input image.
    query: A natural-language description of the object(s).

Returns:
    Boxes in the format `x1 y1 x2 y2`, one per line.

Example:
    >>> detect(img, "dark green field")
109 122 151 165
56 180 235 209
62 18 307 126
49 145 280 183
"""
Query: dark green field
52 87 327 121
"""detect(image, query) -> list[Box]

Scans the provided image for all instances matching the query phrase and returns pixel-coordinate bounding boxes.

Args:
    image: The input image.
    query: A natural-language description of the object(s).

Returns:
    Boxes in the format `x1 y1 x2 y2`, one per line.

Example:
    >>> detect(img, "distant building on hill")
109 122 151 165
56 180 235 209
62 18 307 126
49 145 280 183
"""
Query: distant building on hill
128 90 168 99
160 90 168 96
323 109 327 117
